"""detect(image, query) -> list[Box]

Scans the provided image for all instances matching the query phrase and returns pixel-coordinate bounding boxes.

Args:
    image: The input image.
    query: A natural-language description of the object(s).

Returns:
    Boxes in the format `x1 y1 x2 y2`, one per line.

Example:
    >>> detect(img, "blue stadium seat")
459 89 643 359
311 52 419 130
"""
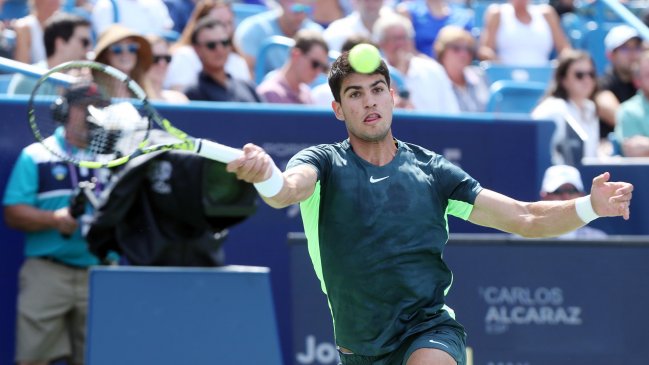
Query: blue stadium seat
608 132 623 156
254 35 294 85
232 3 268 27
485 80 547 114
561 12 586 49
0 74 14 94
481 62 555 86
0 0 28 20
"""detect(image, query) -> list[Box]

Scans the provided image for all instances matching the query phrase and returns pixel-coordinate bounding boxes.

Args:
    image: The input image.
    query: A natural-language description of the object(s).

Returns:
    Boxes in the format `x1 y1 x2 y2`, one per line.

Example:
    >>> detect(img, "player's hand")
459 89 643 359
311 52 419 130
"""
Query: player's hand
52 207 78 235
590 172 633 220
226 143 276 184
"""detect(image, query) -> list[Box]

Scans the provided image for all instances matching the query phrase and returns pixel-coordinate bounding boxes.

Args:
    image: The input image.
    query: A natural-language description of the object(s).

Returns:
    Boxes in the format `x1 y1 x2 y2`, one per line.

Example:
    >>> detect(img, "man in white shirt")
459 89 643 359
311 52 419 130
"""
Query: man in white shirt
323 0 394 53
373 13 459 114
91 0 174 36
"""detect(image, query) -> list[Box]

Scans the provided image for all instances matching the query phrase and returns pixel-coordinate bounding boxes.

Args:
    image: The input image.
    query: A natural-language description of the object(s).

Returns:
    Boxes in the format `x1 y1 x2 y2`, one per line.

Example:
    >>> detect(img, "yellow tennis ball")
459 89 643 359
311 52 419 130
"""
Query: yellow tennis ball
348 44 381 74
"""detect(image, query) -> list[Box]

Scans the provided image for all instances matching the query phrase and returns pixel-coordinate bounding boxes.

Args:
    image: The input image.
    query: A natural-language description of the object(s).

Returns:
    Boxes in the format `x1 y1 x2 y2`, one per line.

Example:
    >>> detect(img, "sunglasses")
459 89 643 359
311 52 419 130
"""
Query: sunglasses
573 70 596 80
309 58 329 73
290 3 312 13
109 43 140 55
153 54 172 64
201 39 232 50
550 187 581 195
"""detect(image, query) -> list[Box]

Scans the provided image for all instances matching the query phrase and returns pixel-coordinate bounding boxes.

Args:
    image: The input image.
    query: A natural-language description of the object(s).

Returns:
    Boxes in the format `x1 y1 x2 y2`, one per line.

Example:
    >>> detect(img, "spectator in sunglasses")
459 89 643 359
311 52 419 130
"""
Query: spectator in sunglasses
8 12 92 95
538 165 607 239
434 25 489 112
532 50 601 164
145 35 189 103
233 0 323 78
93 25 154 96
256 29 329 104
165 0 251 93
185 17 261 102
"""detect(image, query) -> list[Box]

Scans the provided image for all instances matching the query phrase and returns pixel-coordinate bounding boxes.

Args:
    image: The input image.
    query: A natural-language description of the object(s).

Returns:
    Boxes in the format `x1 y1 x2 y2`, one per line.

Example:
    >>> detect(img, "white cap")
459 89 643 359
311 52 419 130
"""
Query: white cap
541 165 584 193
604 25 641 53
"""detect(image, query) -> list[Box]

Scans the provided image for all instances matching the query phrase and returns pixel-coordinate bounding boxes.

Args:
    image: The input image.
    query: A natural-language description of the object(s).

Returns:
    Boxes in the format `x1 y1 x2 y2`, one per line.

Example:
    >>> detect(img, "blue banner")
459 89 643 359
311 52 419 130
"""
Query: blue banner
289 234 649 365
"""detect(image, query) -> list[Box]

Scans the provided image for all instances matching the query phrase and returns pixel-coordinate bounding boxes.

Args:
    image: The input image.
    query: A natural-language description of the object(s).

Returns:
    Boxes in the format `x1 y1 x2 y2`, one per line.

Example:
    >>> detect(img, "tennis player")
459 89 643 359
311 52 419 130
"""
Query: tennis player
226 52 634 365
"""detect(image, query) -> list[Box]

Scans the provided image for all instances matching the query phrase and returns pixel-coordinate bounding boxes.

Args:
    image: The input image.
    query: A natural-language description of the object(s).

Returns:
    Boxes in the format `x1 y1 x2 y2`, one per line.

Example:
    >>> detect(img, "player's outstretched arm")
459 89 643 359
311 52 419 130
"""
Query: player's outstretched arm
226 143 317 209
468 172 633 238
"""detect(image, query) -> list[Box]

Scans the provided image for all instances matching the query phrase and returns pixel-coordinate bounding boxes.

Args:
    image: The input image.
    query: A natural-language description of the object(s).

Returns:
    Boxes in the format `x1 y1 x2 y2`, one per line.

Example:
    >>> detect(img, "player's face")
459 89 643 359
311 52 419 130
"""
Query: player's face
332 72 395 143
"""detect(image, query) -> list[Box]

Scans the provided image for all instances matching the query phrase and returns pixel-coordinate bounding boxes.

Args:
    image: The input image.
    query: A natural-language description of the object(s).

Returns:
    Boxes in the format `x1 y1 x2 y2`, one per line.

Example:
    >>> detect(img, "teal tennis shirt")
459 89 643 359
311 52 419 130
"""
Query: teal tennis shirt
287 138 482 356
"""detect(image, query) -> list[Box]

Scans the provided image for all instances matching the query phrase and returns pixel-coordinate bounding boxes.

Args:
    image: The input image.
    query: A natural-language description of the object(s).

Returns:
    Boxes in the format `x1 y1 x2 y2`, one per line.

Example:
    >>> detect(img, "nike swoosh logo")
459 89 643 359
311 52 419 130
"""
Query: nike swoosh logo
429 340 449 348
369 176 389 183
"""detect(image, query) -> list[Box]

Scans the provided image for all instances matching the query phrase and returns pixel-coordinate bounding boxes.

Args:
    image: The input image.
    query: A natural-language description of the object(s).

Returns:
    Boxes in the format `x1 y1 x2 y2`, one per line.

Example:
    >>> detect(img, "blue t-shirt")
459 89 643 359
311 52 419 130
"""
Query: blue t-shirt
405 0 474 58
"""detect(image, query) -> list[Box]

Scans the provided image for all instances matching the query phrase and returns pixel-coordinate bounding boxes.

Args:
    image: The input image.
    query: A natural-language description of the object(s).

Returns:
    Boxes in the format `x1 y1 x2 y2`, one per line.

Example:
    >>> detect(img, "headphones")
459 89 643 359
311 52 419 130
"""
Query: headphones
51 96 69 124
51 84 104 124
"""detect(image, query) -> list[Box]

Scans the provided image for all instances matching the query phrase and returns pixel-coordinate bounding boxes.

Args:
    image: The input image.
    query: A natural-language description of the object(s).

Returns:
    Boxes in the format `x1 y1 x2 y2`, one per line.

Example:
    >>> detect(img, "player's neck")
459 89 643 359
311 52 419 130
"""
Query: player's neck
350 134 397 167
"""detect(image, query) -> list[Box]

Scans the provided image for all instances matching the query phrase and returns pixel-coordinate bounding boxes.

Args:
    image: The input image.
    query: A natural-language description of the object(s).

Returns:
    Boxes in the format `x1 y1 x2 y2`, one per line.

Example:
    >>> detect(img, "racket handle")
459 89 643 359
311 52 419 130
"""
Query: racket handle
195 139 243 163
195 139 283 197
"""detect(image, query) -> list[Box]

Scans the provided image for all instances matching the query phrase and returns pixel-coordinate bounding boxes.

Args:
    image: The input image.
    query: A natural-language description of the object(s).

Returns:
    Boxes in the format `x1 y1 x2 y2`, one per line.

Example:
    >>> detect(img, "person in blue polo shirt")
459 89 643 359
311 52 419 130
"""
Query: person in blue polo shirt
3 84 112 365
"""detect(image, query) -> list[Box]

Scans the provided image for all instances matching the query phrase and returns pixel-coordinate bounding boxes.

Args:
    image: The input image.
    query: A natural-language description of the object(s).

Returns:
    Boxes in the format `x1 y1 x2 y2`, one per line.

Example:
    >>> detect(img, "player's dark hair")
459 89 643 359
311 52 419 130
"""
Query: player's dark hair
44 12 90 58
328 49 390 103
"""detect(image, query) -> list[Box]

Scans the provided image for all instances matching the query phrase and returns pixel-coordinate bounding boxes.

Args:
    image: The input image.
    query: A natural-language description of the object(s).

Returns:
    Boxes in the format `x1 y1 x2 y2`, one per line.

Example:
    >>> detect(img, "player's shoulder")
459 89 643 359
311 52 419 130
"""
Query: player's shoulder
399 140 440 161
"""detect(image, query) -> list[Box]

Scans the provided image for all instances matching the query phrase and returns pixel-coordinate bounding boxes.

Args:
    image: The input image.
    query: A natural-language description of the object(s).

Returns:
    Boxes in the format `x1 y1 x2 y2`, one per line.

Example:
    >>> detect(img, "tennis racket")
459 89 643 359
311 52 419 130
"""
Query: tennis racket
27 60 282 196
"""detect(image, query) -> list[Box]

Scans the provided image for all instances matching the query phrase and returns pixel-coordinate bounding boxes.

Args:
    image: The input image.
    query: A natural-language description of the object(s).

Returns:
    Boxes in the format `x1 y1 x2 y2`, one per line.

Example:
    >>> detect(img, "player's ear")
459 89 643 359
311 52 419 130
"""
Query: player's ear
331 100 344 121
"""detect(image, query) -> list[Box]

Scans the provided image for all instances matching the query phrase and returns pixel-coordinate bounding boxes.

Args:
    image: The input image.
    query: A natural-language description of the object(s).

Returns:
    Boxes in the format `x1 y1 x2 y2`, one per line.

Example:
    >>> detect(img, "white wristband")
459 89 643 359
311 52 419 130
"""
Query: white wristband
254 165 284 198
575 195 599 223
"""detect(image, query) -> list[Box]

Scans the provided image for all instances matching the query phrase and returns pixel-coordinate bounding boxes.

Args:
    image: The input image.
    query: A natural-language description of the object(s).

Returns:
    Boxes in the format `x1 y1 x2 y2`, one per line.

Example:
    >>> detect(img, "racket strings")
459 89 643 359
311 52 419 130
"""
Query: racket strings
29 62 153 165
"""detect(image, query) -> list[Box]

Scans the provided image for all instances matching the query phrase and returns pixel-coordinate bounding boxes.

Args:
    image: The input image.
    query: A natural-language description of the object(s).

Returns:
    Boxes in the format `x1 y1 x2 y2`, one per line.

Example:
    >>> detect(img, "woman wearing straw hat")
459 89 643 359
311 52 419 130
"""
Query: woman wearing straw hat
93 24 154 97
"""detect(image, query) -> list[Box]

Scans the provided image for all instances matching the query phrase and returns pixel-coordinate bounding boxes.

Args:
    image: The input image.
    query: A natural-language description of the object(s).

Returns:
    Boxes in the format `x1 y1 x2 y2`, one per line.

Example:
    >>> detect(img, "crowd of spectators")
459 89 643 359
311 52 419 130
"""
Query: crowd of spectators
0 0 647 161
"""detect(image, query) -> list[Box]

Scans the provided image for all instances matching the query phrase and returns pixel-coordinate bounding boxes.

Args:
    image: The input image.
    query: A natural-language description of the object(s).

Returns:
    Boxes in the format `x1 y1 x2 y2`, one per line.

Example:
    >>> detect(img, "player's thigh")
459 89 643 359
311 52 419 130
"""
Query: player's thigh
403 324 466 365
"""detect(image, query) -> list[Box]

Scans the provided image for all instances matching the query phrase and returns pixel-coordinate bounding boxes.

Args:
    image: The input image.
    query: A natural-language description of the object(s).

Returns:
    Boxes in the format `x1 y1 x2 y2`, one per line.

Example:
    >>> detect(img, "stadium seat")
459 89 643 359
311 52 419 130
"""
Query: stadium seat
561 12 586 49
481 62 555 86
608 132 623 156
254 36 294 85
0 74 14 94
485 80 547 114
0 0 28 20
232 2 268 27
